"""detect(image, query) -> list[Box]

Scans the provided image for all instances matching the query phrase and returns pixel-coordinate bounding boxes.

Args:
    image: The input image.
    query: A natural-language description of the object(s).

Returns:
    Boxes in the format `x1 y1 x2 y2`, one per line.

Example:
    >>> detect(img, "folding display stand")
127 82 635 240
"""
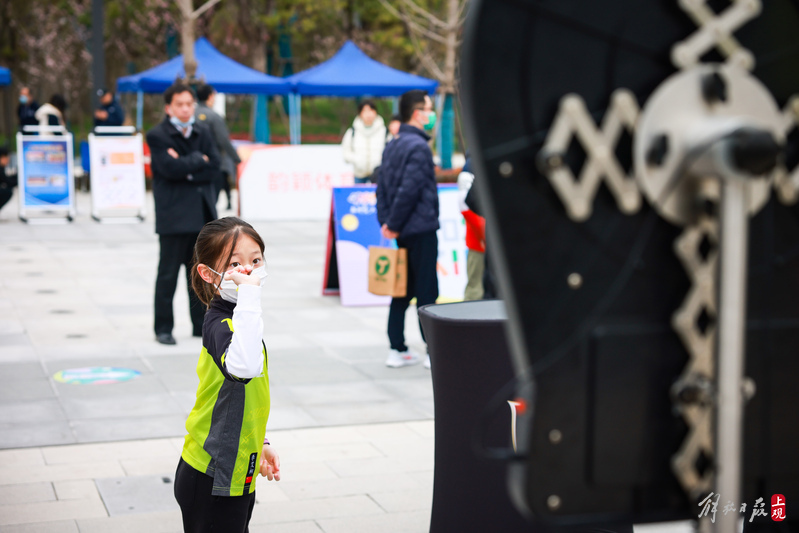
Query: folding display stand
88 126 147 223
17 126 76 224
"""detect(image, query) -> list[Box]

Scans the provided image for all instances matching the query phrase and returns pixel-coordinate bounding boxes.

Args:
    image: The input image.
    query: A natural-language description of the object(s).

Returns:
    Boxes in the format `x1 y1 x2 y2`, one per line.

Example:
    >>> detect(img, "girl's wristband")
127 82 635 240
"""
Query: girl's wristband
263 437 270 446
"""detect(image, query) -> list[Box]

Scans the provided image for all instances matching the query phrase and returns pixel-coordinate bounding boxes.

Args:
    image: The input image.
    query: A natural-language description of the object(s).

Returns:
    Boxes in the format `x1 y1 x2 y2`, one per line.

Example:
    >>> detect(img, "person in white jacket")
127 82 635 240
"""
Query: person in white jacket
33 94 67 134
342 101 387 184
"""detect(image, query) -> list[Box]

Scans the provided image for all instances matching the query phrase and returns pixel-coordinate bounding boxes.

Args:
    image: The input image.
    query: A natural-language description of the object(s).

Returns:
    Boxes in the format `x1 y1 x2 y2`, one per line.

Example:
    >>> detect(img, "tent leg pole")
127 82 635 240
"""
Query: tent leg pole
288 94 294 145
296 95 301 145
136 91 143 132
291 94 297 144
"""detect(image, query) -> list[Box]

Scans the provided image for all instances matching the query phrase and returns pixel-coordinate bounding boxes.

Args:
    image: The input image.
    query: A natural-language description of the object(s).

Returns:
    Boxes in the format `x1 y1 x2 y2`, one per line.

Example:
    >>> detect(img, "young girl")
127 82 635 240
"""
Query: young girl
174 217 280 533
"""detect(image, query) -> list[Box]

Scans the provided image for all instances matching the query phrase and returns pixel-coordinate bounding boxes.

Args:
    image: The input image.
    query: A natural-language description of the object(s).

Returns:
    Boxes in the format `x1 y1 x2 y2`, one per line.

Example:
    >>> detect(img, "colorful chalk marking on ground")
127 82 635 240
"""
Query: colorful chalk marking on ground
53 367 141 385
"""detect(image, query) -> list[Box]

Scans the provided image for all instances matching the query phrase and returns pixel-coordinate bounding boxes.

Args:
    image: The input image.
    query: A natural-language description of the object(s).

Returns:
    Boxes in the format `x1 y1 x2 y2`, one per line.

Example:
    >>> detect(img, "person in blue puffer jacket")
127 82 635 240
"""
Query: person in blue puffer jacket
376 89 439 369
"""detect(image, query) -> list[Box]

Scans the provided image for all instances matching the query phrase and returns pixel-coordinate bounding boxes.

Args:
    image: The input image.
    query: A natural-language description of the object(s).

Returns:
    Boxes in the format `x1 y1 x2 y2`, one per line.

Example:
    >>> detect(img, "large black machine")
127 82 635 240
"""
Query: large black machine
461 1 799 530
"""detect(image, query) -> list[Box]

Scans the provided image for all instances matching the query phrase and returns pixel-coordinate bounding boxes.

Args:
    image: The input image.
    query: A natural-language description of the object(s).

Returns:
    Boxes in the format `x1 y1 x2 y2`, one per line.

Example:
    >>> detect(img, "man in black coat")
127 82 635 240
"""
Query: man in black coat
147 82 220 345
376 89 439 369
17 87 39 131
93 88 125 132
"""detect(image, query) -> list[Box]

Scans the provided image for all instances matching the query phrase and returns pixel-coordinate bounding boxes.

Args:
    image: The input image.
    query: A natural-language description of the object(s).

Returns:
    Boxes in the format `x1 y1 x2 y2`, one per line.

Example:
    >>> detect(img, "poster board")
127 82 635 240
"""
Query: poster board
325 185 468 306
88 133 146 222
238 145 354 221
16 132 76 222
327 186 392 306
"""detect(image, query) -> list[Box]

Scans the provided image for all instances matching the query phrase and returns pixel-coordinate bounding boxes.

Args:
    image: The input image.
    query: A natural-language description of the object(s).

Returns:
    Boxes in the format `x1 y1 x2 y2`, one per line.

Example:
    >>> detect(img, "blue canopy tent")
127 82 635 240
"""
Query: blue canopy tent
286 41 438 144
0 67 10 86
117 37 290 136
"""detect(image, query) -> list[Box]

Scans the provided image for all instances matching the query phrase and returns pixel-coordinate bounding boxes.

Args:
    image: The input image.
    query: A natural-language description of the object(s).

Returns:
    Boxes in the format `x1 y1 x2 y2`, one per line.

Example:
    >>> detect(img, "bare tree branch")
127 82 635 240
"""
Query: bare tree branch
377 0 407 25
408 18 449 44
409 29 445 80
377 0 449 44
175 0 192 17
191 0 222 19
457 0 469 23
397 0 448 29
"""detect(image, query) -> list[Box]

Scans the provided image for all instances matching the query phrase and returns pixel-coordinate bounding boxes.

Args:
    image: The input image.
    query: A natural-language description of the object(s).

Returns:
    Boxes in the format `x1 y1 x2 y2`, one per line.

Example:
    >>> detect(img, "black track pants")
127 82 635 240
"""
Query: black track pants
174 458 256 533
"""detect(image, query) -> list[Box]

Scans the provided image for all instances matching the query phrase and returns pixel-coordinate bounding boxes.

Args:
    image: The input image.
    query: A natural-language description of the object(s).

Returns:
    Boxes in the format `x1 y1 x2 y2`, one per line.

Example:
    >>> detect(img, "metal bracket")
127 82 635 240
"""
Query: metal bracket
671 214 718 498
531 1 797 515
539 90 642 221
774 96 799 203
672 0 761 71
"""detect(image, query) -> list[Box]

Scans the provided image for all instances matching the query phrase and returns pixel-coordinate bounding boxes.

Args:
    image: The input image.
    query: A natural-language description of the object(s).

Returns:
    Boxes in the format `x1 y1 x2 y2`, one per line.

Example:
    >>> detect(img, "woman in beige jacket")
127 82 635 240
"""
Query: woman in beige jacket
341 100 387 184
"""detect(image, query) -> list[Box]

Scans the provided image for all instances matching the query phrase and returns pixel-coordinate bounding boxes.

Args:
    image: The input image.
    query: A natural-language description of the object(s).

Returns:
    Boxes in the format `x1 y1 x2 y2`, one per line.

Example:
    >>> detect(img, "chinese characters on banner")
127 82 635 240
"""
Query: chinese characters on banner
238 144 355 221
266 171 338 193
698 493 786 523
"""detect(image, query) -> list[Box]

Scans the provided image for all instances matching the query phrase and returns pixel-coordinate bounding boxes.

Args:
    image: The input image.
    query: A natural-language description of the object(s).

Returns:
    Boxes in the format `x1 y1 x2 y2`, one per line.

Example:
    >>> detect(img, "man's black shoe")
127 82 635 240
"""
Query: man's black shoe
156 333 176 345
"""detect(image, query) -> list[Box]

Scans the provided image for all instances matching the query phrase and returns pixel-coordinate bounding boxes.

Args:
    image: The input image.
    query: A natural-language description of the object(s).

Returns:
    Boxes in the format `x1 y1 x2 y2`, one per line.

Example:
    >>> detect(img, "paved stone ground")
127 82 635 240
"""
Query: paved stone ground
0 191 432 450
0 190 691 532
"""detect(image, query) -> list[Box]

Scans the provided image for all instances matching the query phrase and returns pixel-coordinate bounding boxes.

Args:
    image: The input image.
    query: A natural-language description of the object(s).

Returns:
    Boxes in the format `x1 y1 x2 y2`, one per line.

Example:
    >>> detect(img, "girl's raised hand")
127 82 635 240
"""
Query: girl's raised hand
224 265 260 287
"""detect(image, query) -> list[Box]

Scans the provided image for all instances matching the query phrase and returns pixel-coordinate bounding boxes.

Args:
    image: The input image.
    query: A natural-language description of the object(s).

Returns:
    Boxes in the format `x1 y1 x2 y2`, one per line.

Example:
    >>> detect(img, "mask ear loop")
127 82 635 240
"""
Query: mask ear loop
207 267 226 294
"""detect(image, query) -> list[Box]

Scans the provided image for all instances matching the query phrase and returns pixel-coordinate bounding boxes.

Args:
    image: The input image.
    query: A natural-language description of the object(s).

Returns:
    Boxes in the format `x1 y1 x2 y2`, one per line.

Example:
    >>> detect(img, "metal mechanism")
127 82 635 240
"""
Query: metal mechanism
538 90 641 221
462 0 799 527
774 95 799 203
633 64 781 227
671 0 760 71
637 63 784 525
636 25 784 533
535 1 792 530
669 214 718 499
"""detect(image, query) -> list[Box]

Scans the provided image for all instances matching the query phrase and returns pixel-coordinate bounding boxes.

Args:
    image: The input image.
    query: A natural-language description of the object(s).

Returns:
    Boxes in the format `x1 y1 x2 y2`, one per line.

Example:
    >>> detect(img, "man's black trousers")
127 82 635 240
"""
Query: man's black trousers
214 171 232 208
388 230 439 352
154 233 205 336
0 188 12 212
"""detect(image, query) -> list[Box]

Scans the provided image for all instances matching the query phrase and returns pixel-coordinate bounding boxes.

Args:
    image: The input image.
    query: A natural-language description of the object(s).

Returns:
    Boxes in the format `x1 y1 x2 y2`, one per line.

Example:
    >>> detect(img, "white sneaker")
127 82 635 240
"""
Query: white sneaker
386 349 421 368
423 355 431 369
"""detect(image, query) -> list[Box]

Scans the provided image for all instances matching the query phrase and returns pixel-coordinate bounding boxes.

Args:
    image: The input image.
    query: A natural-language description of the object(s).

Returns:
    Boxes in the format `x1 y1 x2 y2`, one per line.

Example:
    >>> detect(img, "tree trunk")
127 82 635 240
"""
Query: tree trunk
437 0 460 168
441 0 459 94
345 0 354 40
178 0 197 81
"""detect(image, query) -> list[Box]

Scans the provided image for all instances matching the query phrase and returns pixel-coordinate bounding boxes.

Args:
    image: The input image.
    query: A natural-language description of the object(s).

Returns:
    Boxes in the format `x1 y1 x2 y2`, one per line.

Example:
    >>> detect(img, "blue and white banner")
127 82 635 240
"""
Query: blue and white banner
16 133 75 219
329 185 467 306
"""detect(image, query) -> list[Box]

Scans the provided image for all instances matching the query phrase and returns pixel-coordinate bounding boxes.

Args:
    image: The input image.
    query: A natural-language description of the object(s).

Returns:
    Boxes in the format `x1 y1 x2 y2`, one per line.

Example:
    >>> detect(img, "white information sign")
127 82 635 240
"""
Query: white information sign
88 133 146 221
435 186 469 302
239 145 355 221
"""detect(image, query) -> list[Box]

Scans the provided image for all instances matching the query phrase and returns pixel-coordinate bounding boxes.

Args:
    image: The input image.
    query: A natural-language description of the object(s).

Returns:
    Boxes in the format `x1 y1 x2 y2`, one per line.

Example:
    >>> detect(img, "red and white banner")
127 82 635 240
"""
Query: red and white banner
237 144 354 221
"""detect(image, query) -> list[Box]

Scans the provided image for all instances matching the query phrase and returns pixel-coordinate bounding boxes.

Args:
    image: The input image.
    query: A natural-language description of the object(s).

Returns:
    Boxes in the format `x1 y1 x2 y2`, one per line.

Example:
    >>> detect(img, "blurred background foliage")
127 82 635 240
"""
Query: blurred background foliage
0 0 461 146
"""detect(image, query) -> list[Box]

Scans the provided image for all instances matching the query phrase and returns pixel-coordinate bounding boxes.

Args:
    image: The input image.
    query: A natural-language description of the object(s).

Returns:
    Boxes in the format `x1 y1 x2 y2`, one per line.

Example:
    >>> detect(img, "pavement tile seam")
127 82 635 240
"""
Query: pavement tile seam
0 193 443 529
0 497 109 527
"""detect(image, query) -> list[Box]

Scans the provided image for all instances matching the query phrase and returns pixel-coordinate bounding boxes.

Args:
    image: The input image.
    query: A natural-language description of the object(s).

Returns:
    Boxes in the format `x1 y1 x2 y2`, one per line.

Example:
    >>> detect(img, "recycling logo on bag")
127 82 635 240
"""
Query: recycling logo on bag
375 256 390 276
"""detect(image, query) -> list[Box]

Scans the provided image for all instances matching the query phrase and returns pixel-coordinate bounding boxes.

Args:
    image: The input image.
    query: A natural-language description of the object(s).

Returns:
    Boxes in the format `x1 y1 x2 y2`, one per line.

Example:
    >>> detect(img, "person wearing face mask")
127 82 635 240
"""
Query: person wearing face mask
175 217 280 533
17 87 39 131
341 100 387 184
376 89 439 369
146 82 221 345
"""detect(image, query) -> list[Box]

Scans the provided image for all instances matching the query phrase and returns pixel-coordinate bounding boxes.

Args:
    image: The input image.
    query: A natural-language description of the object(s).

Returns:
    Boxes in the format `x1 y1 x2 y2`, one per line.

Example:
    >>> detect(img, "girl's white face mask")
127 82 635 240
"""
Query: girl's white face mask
209 266 268 303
